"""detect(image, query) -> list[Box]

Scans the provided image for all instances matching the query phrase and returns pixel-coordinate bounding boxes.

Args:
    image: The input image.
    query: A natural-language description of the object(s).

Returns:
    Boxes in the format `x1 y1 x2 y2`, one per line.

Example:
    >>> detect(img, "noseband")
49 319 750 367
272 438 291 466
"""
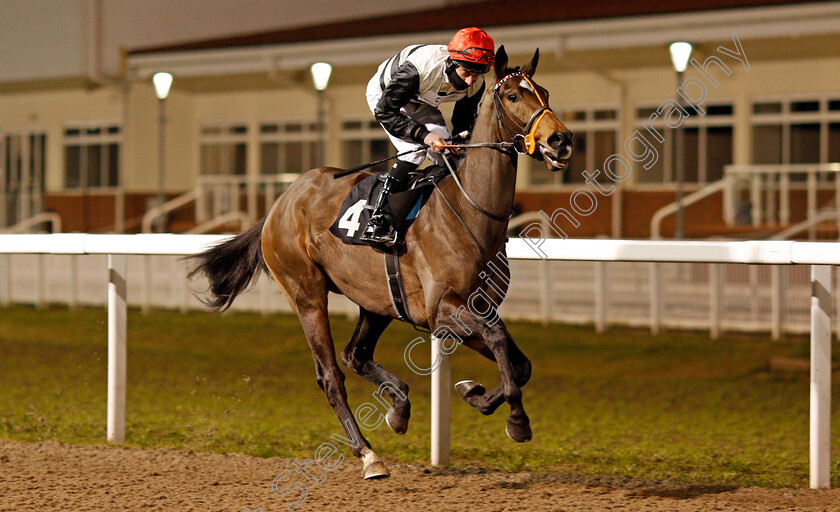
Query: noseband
492 72 556 156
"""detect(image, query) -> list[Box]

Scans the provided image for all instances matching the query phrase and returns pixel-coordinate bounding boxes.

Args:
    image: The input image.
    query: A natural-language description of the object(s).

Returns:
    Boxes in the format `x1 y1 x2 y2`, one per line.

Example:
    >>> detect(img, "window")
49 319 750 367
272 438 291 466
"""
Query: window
526 106 620 187
340 120 391 174
64 123 120 189
2 130 46 226
751 96 840 165
259 120 321 174
634 103 733 185
200 122 248 175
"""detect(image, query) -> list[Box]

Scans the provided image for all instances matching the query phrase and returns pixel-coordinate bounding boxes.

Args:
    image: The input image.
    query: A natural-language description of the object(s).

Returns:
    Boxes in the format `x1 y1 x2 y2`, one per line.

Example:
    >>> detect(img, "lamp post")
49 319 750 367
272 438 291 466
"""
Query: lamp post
310 62 332 167
152 72 172 232
669 42 692 239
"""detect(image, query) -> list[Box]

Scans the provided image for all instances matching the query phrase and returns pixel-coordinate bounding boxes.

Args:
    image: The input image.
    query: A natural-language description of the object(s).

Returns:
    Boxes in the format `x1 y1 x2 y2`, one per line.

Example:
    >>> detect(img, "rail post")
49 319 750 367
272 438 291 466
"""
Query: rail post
709 264 723 339
809 264 832 489
771 265 784 340
595 261 607 333
430 335 451 466
649 263 662 335
107 254 127 443
0 254 10 307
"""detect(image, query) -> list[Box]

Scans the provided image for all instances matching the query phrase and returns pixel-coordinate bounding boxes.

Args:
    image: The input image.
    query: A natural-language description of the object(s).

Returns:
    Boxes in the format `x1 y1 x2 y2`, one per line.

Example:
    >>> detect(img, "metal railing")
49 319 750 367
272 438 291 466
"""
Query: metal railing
142 174 299 233
649 163 840 240
724 163 840 230
0 212 62 234
650 179 729 239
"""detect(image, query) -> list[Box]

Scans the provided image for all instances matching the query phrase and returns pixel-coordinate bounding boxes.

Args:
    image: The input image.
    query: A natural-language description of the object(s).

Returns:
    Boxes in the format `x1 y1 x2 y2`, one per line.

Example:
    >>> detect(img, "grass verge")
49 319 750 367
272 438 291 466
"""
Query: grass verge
1 305 837 488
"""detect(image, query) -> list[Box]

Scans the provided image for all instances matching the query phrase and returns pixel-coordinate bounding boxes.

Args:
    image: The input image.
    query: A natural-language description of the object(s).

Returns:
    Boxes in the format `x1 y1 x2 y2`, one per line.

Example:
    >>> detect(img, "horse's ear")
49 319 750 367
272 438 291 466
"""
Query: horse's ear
521 48 540 77
494 45 509 81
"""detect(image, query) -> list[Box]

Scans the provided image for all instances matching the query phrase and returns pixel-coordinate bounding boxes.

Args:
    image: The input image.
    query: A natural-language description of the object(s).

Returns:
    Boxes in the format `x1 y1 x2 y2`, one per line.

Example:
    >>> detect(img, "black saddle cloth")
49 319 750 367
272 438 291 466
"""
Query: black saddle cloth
329 165 448 249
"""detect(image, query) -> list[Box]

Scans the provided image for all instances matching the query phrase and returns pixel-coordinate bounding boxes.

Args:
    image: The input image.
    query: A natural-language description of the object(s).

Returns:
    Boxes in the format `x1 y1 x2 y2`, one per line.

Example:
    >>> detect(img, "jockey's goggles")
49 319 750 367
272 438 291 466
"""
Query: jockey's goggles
450 47 494 73
452 57 492 75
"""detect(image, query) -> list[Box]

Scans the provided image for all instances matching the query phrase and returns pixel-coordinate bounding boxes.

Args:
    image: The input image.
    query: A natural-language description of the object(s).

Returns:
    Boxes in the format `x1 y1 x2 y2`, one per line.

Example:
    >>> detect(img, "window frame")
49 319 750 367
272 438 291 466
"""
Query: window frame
750 94 840 165
63 121 121 190
258 118 321 176
199 120 249 176
633 100 734 188
339 118 392 174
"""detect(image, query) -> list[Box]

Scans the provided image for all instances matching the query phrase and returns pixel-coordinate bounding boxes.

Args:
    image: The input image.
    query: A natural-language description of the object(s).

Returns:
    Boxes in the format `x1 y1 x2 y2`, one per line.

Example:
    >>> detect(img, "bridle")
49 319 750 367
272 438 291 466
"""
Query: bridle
426 70 569 262
437 71 564 222
440 71 562 158
492 72 557 156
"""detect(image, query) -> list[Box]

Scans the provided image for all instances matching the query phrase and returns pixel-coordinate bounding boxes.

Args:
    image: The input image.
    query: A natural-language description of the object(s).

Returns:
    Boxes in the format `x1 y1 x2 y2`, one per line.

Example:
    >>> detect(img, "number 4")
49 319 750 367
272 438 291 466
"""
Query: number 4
338 199 367 237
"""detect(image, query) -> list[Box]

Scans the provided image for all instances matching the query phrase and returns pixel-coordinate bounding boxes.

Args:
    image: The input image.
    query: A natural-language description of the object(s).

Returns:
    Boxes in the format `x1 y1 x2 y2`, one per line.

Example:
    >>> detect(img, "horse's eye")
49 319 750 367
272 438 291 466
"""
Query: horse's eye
507 94 519 102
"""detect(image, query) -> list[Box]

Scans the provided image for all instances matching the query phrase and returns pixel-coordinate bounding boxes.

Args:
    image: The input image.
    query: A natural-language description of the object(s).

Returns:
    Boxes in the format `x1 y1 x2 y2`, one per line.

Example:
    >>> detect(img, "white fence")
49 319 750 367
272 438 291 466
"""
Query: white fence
0 255 825 339
0 235 835 488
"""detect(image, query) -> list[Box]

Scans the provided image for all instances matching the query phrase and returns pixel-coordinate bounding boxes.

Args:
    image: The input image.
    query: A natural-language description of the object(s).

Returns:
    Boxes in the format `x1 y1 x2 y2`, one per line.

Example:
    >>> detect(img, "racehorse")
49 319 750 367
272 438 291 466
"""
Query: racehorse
189 46 573 480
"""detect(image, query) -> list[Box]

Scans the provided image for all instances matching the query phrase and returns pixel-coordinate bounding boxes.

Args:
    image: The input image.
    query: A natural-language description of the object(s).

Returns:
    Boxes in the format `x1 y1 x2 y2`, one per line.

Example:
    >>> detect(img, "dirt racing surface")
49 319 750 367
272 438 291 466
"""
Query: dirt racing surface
1 440 838 512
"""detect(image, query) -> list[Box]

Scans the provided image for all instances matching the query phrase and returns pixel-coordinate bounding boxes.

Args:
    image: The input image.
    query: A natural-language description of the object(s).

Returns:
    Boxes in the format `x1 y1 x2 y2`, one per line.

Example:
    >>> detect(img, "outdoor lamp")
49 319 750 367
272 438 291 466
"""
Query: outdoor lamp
669 42 693 73
153 72 173 100
310 62 332 91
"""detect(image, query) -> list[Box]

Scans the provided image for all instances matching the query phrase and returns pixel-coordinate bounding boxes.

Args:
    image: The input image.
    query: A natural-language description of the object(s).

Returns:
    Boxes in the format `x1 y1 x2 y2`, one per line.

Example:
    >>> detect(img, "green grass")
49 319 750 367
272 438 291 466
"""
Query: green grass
1 305 838 488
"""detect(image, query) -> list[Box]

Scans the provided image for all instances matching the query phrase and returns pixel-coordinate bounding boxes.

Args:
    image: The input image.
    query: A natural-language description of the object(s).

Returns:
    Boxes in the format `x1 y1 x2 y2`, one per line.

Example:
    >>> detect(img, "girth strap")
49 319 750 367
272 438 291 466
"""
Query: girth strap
384 247 416 325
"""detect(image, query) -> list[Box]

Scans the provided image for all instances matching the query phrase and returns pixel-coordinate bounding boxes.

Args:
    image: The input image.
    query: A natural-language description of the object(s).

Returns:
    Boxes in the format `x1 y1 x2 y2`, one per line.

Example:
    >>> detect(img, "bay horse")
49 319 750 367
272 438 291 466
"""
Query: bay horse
189 46 572 479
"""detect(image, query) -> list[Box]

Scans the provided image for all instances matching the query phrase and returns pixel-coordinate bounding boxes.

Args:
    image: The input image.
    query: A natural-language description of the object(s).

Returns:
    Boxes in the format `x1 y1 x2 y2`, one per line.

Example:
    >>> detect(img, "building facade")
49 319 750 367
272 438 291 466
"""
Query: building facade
1 0 839 236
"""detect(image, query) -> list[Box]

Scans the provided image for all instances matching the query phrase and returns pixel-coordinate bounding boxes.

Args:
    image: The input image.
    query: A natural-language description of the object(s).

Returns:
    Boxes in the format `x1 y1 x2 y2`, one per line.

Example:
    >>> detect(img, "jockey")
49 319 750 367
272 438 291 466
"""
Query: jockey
360 27 495 245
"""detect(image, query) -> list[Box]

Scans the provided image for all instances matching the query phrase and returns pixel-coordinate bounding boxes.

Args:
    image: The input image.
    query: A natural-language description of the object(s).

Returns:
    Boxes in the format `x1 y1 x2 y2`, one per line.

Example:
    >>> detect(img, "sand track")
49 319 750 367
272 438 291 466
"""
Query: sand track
1 440 837 512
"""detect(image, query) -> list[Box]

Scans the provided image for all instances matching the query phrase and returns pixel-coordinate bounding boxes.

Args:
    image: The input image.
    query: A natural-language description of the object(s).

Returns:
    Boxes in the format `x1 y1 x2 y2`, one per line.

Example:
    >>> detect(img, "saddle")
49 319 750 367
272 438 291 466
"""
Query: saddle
329 165 449 250
329 165 449 326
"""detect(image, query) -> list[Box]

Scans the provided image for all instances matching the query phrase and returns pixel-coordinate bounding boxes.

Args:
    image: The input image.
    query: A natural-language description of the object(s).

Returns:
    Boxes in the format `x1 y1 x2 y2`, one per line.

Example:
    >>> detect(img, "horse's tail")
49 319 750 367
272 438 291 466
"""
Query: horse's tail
187 217 268 312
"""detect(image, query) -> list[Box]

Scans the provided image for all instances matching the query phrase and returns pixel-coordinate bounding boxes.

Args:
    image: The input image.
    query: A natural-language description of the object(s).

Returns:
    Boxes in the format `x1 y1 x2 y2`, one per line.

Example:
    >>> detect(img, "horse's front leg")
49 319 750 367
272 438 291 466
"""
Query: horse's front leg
455 336 531 416
435 295 532 442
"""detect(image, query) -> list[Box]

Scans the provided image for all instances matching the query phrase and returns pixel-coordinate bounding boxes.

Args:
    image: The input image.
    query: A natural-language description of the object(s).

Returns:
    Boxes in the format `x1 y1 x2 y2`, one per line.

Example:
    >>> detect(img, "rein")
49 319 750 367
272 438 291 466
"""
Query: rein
433 71 558 224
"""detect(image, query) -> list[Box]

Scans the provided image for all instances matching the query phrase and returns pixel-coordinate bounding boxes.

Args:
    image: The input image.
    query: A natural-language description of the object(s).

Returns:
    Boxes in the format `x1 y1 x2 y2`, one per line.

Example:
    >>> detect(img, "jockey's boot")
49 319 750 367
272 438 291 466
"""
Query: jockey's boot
360 160 417 245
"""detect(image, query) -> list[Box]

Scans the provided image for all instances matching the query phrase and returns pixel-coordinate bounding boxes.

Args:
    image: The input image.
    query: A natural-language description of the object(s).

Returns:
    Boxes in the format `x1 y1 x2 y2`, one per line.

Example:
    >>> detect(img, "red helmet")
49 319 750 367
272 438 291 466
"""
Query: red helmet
447 27 494 74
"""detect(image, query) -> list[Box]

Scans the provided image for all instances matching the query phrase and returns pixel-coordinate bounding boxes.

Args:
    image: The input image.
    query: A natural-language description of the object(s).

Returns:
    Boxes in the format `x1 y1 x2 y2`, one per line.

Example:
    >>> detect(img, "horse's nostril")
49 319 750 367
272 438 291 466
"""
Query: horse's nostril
548 132 565 149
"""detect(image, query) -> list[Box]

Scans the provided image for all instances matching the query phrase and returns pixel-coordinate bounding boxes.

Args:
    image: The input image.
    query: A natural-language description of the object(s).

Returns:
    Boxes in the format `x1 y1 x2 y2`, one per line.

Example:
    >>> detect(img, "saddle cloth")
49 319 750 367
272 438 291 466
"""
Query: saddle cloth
329 166 448 249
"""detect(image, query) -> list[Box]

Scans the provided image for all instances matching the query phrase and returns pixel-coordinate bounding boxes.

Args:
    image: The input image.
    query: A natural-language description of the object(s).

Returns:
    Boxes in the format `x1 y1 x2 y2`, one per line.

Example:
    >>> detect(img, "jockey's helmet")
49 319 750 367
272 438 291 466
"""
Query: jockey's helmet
447 27 494 74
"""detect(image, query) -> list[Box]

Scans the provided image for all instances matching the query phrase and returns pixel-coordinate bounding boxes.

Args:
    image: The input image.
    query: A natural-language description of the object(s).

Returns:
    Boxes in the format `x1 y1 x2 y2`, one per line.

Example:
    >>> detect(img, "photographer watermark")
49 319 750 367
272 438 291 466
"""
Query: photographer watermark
244 381 405 511
520 32 749 257
403 250 526 375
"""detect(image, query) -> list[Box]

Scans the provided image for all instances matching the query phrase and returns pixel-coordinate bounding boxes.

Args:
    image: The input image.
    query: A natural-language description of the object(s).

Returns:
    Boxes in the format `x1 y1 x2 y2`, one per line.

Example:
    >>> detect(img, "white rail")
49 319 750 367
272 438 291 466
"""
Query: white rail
650 179 729 239
769 209 840 241
141 189 198 233
724 163 840 230
0 212 62 234
0 235 834 488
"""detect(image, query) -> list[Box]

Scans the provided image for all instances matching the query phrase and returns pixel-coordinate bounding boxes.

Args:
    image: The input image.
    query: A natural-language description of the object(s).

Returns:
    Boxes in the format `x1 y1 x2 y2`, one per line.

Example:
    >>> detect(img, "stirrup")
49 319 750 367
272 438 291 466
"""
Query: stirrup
360 228 398 246
360 216 397 245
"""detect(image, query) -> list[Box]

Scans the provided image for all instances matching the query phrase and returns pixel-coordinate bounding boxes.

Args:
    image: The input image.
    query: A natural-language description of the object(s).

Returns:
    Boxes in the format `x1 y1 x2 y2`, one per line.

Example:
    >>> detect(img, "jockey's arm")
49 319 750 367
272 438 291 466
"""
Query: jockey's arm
374 63 430 144
451 81 485 137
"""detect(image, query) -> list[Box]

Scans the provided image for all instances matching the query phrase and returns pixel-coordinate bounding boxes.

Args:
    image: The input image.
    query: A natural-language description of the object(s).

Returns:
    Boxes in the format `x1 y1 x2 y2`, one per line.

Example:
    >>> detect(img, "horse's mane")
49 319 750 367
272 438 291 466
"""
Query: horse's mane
454 67 520 172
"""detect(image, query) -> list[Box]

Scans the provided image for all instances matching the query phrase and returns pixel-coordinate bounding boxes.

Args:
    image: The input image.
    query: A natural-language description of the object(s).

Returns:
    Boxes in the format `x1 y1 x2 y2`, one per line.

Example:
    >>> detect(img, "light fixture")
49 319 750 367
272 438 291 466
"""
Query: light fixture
310 62 332 91
152 72 173 100
669 42 693 73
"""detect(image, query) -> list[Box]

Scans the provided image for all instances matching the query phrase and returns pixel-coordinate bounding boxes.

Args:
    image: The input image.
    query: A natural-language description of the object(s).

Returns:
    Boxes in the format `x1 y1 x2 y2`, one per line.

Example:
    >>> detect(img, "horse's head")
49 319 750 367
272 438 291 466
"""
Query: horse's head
491 46 573 172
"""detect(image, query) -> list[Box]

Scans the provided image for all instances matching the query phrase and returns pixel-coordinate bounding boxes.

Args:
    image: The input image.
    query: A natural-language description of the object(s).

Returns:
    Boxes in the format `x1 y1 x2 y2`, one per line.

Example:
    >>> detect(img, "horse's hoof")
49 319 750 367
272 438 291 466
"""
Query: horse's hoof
385 408 408 435
455 380 485 399
362 451 390 480
505 420 532 443
363 460 390 480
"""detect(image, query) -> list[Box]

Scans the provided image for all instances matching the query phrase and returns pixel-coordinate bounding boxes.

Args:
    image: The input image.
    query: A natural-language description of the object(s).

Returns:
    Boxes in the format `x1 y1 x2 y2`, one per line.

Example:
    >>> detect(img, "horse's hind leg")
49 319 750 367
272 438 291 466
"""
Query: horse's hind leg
340 309 411 434
293 288 390 479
